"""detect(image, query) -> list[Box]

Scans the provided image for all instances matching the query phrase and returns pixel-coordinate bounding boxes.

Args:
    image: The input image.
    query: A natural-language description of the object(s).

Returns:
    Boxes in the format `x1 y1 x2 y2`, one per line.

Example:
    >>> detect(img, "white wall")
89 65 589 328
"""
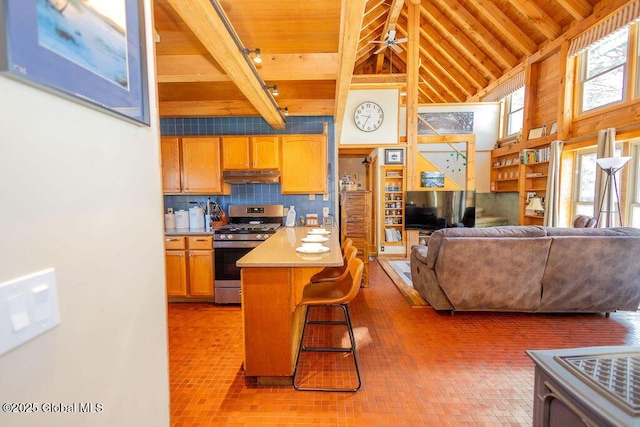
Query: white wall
399 103 500 193
0 1 170 425
339 89 400 144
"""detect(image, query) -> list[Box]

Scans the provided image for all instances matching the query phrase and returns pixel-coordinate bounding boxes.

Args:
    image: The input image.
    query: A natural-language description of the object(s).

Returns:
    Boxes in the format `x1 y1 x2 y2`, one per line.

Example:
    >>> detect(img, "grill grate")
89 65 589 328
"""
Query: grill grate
557 353 640 415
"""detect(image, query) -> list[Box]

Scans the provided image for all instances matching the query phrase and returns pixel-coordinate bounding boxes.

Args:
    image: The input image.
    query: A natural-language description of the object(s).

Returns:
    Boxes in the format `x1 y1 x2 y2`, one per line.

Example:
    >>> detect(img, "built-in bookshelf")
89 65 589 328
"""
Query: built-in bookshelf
382 166 405 246
491 136 553 225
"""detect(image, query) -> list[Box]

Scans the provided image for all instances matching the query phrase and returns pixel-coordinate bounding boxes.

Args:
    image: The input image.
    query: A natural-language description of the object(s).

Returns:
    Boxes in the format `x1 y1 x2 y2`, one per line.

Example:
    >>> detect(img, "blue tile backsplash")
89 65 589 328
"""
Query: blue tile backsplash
161 116 336 221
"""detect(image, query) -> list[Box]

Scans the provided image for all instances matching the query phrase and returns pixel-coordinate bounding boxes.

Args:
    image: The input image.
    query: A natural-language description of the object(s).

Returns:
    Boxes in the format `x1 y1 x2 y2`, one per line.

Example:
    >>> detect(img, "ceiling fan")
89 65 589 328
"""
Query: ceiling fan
369 29 408 54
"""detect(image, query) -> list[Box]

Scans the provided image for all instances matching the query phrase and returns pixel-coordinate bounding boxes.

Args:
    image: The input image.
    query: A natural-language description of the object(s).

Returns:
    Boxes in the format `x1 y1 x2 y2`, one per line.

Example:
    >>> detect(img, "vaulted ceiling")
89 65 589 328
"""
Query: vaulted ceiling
153 0 614 125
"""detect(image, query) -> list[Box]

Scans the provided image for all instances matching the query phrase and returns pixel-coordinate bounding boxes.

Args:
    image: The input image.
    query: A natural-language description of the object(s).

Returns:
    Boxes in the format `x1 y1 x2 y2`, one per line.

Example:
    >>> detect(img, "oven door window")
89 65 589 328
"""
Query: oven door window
215 247 252 281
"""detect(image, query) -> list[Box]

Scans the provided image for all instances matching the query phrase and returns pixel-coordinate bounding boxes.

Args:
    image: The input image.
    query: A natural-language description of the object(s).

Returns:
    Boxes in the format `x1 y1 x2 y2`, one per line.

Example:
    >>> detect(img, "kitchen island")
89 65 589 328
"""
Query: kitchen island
237 226 343 384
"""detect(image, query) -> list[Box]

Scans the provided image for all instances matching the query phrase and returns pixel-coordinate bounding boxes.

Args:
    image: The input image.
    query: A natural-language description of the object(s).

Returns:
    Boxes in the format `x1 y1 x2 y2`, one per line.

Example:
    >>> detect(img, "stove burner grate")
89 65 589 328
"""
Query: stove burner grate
557 353 640 415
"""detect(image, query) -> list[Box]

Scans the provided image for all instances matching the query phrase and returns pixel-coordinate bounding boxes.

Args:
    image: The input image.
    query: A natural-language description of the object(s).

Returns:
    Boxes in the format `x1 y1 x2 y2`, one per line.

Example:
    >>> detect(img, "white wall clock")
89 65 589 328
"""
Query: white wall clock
354 101 384 132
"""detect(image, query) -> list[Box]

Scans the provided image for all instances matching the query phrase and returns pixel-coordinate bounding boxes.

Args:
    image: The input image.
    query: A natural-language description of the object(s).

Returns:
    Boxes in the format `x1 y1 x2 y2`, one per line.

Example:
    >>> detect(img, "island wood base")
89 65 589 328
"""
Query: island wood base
241 266 322 380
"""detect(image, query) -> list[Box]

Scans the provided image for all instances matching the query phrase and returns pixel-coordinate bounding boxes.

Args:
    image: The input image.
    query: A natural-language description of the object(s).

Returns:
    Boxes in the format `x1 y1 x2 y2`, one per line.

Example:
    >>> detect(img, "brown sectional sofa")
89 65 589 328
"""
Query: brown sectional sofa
409 226 640 313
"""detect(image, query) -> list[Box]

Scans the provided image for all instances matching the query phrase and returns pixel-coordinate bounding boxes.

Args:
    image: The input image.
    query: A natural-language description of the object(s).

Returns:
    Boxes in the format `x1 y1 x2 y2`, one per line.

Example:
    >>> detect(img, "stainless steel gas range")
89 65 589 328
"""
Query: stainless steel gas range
213 205 284 304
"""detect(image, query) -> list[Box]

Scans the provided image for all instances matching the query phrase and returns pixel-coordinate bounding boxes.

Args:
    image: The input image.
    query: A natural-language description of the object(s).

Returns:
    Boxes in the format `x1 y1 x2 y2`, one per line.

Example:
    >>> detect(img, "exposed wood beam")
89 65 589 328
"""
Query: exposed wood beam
557 0 593 21
334 0 368 143
421 2 502 80
411 14 486 90
406 1 420 191
419 62 459 102
410 27 477 97
507 0 562 40
375 0 405 73
159 99 333 117
472 0 537 57
157 53 339 83
165 0 285 129
433 0 518 70
351 74 407 85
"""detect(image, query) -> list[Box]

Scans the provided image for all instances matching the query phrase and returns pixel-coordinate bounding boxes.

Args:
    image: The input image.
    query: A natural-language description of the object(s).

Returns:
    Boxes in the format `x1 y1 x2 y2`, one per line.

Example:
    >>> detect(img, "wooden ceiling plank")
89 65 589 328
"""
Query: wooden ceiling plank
556 0 593 21
420 2 502 80
472 0 538 56
507 0 562 40
334 0 368 142
433 0 518 69
165 0 285 129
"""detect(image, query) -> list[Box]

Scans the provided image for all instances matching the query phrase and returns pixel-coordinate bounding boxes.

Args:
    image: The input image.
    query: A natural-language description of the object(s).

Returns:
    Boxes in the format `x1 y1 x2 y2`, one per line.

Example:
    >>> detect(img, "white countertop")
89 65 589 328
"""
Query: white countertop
237 226 343 268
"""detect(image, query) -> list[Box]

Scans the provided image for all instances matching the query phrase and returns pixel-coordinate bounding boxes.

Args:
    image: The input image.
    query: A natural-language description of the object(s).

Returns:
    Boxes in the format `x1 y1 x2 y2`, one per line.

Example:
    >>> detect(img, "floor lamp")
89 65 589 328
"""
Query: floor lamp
595 156 631 227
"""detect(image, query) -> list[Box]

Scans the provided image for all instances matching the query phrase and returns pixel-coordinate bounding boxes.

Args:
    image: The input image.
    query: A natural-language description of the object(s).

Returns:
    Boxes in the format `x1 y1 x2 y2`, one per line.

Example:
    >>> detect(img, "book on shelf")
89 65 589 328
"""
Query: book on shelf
384 228 402 242
521 147 550 164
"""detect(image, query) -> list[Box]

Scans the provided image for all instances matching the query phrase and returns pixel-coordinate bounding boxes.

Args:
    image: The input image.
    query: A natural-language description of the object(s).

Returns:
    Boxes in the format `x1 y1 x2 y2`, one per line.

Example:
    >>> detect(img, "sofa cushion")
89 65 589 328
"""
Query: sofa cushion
539 235 640 312
435 237 552 311
426 226 547 269
543 226 640 237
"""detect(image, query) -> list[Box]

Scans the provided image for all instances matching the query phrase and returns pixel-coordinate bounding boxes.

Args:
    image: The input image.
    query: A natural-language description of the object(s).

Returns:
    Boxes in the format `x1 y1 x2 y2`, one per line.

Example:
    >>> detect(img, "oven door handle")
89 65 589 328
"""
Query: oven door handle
214 241 261 249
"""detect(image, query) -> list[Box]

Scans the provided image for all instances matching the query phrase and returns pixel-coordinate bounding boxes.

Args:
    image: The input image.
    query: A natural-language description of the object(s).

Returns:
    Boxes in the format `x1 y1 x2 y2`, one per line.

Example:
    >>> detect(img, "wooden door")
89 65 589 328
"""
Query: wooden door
160 137 181 193
221 136 251 170
280 135 327 194
182 137 223 193
188 250 214 296
251 136 279 169
165 250 187 297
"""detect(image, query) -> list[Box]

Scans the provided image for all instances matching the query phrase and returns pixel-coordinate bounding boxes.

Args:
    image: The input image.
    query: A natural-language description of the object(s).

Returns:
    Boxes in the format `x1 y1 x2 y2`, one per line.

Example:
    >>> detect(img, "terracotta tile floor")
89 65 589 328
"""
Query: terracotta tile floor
168 259 640 426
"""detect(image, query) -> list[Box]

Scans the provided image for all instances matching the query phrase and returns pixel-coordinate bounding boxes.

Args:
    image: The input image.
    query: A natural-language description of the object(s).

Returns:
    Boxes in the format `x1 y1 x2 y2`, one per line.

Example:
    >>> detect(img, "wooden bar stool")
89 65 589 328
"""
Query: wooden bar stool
293 256 364 392
309 245 357 283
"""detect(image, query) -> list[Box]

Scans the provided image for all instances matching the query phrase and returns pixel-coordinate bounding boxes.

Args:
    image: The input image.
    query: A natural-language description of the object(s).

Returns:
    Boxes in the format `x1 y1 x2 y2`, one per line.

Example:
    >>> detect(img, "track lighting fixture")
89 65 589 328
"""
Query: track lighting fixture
265 84 278 96
279 107 289 117
242 47 262 64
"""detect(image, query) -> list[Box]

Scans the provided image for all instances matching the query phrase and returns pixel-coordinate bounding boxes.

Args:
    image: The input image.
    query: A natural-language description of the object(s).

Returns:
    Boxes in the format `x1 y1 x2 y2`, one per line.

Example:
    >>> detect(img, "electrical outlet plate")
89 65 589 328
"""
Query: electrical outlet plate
0 268 60 356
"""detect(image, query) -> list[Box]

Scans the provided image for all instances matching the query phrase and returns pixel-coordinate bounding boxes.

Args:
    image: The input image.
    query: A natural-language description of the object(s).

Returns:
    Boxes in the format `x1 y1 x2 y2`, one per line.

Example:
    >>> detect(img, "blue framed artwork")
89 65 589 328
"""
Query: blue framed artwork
0 0 150 125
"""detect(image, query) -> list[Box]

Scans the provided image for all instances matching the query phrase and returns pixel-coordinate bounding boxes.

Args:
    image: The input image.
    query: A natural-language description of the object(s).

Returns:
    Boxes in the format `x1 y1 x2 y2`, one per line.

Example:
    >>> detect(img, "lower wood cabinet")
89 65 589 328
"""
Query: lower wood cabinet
340 190 372 287
165 236 214 299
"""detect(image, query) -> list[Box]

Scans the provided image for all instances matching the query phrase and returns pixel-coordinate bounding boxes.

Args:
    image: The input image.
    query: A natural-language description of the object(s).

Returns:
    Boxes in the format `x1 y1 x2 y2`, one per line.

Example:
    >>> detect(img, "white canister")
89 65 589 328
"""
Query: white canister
189 207 205 229
175 210 189 229
164 213 176 229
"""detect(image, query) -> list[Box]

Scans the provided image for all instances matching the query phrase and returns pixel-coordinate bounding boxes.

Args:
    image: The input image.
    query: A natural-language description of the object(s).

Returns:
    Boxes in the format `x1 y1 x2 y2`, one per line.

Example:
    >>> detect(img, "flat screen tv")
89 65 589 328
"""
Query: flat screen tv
404 190 476 231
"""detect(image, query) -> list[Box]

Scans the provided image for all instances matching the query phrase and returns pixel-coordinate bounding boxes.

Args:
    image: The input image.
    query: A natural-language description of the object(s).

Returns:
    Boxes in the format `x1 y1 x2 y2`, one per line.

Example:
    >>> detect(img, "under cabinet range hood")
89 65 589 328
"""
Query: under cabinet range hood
222 170 281 184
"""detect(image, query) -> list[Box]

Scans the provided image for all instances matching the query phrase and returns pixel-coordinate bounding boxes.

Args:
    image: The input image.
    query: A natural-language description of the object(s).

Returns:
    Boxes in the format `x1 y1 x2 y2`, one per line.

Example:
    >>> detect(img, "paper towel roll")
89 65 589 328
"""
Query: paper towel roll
189 207 205 229
164 213 176 229
175 210 189 229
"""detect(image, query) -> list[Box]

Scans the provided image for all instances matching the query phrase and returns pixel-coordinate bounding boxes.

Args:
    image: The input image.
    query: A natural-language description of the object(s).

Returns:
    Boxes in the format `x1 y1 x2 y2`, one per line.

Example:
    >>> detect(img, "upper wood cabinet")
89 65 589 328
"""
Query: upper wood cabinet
221 136 251 169
221 136 279 170
280 135 327 194
161 136 227 194
251 136 279 169
182 137 225 193
161 137 181 193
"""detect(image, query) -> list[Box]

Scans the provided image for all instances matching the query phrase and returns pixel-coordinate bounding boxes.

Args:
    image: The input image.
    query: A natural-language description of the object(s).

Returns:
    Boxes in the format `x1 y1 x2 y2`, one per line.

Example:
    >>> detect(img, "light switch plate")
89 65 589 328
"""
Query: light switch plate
0 268 60 356
323 207 330 217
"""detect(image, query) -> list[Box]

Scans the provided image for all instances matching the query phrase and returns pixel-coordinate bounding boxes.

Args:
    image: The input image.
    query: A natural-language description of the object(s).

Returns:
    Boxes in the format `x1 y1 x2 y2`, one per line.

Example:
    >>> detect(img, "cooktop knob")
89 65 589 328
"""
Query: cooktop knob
227 234 234 239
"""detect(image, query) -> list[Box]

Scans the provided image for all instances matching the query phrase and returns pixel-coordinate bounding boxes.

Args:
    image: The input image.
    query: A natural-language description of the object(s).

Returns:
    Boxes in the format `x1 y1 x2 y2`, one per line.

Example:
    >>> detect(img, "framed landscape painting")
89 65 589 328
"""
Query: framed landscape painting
0 0 150 125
